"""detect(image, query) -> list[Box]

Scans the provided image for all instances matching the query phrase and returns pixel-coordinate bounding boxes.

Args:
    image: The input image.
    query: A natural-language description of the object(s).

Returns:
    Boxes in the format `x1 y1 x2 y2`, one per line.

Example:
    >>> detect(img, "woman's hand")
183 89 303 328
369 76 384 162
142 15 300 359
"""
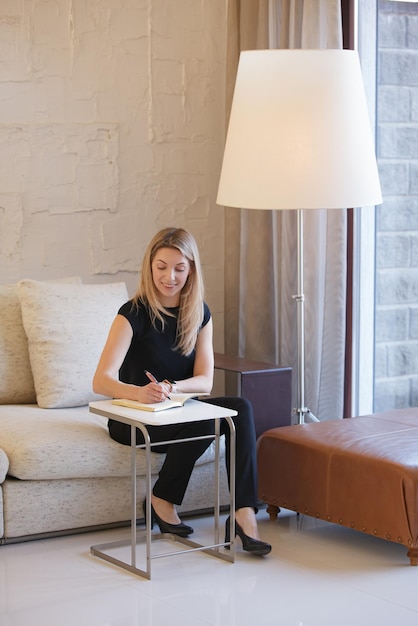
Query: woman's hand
140 381 171 404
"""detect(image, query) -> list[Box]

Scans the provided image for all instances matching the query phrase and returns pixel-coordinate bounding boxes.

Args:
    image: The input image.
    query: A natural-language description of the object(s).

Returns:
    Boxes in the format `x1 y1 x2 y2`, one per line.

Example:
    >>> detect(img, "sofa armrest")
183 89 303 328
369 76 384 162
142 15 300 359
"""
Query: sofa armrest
0 449 9 484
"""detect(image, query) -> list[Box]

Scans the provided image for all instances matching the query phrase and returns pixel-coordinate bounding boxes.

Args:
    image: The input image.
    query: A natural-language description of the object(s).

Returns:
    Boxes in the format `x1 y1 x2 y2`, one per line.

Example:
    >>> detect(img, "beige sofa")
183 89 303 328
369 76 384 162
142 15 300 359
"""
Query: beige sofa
0 278 228 543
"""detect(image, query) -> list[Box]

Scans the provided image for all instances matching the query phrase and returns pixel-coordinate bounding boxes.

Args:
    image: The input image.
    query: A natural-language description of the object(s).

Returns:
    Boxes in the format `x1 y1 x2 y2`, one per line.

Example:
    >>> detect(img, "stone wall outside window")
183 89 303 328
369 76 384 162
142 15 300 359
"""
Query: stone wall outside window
375 1 418 410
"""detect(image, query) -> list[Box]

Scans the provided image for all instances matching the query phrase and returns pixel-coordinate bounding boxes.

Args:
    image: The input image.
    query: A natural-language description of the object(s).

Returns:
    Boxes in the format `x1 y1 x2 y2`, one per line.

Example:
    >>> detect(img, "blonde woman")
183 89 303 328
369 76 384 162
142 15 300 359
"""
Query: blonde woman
93 227 271 556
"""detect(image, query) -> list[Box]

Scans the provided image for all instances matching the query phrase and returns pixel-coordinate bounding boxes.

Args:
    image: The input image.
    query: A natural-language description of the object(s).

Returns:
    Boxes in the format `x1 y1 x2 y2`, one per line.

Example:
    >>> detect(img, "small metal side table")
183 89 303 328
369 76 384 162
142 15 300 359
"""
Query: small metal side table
214 353 292 438
89 399 237 579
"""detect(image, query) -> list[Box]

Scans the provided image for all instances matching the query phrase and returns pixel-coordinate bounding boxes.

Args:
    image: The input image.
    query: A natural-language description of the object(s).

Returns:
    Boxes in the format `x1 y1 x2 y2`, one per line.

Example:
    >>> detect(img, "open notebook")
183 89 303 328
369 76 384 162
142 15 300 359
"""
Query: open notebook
111 393 209 413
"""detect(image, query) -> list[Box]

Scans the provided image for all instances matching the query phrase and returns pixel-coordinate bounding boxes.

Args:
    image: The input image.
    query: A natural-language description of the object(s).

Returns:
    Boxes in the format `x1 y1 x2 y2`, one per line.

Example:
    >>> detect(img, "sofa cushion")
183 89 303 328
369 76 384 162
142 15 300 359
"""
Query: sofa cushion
0 405 221 480
0 278 81 405
17 280 128 408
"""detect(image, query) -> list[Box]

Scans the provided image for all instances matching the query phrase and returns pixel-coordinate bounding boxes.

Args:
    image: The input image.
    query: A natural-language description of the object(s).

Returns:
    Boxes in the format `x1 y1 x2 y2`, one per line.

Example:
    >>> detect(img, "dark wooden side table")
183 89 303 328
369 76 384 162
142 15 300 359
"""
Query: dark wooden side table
214 353 292 439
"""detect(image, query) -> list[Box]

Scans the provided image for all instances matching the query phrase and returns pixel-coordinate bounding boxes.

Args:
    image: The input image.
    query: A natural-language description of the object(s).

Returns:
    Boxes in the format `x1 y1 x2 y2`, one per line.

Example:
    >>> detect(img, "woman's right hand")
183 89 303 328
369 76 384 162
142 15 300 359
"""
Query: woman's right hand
140 381 171 404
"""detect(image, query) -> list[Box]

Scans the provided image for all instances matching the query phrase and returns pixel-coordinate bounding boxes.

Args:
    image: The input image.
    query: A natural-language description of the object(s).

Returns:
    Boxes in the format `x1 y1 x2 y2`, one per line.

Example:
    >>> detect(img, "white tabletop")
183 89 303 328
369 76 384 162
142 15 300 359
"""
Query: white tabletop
89 398 237 427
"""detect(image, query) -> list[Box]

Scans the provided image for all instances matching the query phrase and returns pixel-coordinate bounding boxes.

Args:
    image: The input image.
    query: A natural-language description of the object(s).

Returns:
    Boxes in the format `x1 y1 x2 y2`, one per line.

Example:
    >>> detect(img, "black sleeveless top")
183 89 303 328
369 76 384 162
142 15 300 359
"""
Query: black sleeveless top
117 300 211 386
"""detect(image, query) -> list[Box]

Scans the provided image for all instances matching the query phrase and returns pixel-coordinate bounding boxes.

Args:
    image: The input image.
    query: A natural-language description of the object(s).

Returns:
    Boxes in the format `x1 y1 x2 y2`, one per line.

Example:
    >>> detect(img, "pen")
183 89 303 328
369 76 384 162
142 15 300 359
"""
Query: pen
144 370 158 384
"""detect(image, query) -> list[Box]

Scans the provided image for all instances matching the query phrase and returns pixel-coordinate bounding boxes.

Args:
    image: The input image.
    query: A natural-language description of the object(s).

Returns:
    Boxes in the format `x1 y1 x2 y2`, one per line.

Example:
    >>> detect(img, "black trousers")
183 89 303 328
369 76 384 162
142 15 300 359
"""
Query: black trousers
108 396 258 510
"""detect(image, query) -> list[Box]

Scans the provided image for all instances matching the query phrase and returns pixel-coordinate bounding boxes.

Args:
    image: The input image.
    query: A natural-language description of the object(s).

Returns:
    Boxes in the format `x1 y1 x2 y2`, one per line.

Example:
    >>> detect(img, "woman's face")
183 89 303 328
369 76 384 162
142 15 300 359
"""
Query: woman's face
151 246 191 307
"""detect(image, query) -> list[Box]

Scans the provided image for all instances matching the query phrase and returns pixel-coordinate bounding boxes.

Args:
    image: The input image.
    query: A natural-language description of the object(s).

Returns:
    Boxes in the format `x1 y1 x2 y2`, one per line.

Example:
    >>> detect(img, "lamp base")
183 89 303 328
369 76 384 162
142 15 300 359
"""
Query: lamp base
293 406 319 425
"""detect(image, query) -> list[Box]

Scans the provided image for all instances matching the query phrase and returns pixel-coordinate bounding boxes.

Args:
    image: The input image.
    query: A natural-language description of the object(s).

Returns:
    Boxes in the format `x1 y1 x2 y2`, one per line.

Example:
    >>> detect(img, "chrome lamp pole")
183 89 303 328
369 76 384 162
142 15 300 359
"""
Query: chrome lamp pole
293 208 318 424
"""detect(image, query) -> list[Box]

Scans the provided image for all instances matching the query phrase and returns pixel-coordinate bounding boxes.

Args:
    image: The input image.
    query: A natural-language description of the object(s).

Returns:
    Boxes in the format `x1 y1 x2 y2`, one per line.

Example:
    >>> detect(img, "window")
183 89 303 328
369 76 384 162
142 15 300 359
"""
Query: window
355 1 418 414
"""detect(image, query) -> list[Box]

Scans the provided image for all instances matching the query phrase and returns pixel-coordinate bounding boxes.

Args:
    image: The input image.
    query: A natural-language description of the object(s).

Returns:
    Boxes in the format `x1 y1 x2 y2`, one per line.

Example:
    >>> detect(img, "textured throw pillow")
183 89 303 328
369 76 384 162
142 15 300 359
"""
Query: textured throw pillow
17 280 128 408
0 277 81 404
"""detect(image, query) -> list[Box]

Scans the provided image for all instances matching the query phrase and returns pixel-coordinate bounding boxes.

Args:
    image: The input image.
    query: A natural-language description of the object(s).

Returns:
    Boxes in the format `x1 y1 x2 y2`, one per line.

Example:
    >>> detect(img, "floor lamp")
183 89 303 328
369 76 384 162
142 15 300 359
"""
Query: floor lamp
217 50 382 424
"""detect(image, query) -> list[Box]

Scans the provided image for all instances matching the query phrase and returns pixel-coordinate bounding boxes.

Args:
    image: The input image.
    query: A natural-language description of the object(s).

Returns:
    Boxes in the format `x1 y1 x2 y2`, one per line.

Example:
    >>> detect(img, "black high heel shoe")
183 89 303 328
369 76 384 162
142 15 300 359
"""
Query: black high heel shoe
142 500 194 537
225 516 271 556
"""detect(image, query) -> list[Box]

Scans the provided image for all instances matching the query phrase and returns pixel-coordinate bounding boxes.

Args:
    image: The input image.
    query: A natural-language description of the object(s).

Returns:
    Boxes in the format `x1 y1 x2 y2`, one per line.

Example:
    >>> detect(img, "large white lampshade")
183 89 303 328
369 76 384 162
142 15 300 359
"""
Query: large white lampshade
217 49 382 210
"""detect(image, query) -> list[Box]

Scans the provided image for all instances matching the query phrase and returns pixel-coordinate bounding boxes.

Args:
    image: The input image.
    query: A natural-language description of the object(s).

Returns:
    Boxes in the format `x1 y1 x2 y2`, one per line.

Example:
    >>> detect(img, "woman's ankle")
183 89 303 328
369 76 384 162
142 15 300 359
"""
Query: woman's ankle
235 507 260 539
151 494 181 524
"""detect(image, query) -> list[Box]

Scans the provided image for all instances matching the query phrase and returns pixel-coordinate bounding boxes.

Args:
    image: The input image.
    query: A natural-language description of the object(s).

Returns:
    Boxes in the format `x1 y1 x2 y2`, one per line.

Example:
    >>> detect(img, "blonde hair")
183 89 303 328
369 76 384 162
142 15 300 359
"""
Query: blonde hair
133 227 205 355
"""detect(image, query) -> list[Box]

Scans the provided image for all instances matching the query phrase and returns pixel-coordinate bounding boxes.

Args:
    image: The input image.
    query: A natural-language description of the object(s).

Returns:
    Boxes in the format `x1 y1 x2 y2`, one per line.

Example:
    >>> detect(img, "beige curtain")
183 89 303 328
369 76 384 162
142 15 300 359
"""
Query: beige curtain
224 0 346 421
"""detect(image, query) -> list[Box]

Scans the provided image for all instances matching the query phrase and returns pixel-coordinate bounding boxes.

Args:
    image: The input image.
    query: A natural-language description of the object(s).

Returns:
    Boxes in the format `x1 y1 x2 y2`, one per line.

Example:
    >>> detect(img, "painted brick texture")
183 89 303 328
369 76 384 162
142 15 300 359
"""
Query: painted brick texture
0 0 226 350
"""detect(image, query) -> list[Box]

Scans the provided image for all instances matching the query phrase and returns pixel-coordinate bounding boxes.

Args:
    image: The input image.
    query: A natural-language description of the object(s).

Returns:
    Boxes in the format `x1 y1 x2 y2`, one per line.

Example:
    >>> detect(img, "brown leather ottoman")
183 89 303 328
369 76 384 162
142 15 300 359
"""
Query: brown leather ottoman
257 408 418 565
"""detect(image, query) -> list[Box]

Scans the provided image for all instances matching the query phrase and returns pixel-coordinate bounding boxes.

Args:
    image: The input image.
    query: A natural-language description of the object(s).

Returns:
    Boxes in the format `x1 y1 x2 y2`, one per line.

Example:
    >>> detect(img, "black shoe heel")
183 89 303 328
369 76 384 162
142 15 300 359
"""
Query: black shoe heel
224 516 232 549
142 500 194 537
224 516 271 556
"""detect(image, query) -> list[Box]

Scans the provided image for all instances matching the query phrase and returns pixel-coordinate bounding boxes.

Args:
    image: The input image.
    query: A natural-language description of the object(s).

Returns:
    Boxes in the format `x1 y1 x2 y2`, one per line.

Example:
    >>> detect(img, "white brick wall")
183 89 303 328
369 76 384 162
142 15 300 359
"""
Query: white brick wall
0 0 227 351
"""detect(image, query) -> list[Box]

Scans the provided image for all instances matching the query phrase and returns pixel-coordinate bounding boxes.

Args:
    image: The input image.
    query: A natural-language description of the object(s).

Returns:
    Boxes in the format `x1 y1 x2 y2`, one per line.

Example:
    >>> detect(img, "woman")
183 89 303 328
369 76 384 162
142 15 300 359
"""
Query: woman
93 227 271 556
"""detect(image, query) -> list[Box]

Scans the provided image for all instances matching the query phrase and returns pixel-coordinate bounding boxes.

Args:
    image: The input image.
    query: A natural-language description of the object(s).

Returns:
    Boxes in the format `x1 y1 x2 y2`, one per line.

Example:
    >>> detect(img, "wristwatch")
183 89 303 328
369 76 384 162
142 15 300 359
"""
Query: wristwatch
163 379 177 394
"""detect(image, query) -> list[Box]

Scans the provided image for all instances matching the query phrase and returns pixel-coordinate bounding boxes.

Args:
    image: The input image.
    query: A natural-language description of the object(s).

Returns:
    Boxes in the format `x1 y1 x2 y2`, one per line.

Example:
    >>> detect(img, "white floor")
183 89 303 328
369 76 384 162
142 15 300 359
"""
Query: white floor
1 509 418 626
